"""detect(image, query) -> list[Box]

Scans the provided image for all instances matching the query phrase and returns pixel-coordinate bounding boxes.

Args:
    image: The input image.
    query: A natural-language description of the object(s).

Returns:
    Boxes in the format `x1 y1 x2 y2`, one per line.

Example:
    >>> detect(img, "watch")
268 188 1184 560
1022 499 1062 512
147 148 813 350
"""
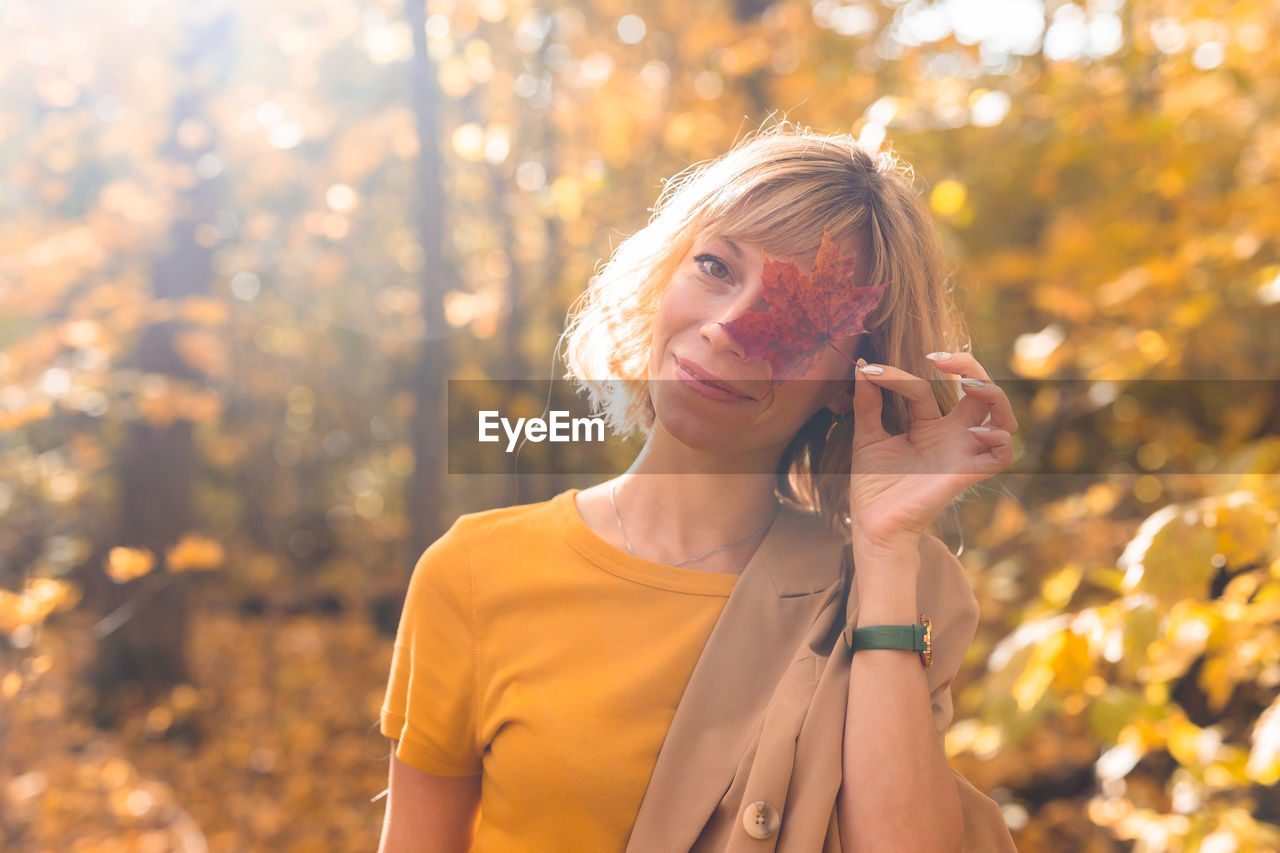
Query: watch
842 613 932 667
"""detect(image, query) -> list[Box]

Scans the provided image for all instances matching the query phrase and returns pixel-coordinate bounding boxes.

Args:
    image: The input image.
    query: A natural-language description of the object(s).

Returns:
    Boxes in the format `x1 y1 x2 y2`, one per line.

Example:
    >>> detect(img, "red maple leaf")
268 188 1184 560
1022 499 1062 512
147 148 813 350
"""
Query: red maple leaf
718 227 888 382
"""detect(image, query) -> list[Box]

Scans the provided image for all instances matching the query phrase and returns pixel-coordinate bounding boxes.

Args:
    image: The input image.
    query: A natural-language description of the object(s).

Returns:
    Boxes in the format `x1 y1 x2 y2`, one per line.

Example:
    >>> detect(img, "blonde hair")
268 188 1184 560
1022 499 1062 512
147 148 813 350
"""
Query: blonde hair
560 122 973 538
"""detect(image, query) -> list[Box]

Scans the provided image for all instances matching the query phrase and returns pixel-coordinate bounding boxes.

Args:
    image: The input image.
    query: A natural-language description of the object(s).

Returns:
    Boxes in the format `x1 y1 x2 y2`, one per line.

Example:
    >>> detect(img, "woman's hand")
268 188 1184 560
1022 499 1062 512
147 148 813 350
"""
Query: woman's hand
845 351 1017 570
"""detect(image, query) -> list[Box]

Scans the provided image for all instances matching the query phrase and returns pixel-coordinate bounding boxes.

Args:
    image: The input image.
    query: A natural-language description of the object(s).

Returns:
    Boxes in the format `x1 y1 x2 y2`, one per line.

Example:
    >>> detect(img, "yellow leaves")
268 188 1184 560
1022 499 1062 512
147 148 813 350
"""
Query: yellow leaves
136 376 223 427
1145 600 1218 682
1095 266 1150 312
1032 282 1094 323
1011 633 1058 712
1154 168 1185 199
1011 626 1094 712
1118 491 1277 603
1045 482 1122 525
1041 563 1083 608
0 578 76 633
929 179 966 218
165 534 225 573
1096 725 1146 781
105 547 155 583
944 717 1005 760
1247 693 1280 785
172 329 230 380
180 297 229 326
0 397 54 432
1169 290 1219 328
1088 686 1151 744
58 318 103 348
974 494 1027 547
550 175 584 221
1256 266 1280 307
1011 323 1067 378
1170 717 1214 773
2 670 21 698
106 535 223 580
1052 628 1093 695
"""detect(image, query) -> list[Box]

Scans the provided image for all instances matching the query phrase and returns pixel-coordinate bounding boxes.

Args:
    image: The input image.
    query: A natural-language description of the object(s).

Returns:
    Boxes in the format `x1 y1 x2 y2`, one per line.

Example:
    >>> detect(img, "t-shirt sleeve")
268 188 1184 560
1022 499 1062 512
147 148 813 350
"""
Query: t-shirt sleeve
380 519 483 776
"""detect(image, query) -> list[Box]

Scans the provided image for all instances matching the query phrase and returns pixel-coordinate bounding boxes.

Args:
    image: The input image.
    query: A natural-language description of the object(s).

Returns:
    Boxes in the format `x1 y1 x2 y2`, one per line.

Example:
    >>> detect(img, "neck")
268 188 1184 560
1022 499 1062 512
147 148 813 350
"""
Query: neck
610 429 786 572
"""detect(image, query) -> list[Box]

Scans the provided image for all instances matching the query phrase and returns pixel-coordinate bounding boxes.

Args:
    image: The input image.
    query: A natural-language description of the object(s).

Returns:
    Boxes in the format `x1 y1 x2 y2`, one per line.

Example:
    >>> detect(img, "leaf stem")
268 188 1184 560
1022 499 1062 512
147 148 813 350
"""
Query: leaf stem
827 341 860 369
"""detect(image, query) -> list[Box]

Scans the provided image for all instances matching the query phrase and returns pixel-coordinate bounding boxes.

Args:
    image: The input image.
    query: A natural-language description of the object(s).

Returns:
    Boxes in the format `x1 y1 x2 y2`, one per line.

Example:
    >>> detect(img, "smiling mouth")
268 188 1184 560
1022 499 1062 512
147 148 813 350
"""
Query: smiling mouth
673 356 756 401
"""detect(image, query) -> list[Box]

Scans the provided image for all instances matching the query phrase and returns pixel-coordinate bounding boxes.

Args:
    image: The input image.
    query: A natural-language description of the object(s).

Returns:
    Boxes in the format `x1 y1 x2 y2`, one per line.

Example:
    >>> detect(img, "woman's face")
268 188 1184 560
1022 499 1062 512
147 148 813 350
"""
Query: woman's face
646 227 864 457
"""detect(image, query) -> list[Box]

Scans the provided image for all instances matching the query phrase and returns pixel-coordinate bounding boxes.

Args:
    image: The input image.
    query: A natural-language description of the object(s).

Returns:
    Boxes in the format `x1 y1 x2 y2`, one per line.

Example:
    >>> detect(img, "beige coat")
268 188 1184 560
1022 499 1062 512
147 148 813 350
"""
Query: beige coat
624 501 1018 852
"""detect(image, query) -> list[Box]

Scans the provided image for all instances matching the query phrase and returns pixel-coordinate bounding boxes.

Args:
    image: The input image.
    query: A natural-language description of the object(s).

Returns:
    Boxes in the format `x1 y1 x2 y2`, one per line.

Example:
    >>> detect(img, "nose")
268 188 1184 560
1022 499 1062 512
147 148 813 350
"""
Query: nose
699 283 770 359
700 319 744 359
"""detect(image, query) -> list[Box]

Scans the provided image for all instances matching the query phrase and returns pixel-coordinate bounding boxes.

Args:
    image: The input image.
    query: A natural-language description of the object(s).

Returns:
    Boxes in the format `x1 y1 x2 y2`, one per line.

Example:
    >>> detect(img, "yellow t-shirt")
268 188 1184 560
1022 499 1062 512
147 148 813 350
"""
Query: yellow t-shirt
380 487 739 851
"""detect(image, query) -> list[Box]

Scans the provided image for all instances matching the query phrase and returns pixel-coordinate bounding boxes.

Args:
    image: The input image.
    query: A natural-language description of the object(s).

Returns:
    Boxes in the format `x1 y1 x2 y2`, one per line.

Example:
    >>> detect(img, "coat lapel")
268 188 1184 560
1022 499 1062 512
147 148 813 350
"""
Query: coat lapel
625 503 849 853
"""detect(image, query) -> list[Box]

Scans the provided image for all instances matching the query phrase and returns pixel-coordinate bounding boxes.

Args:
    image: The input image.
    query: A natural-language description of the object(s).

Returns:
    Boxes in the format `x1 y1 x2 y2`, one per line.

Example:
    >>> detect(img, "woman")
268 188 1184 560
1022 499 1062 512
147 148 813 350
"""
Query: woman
377 123 1019 852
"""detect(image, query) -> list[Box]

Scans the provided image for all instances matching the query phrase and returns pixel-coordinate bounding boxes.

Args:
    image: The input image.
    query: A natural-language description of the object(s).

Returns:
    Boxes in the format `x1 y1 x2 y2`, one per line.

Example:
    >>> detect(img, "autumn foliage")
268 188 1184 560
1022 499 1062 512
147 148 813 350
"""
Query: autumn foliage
2 0 1279 851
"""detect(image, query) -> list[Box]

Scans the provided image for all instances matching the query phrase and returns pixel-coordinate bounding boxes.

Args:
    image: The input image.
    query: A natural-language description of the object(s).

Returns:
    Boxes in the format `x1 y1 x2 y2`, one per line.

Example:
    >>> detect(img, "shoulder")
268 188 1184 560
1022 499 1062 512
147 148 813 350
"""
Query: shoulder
409 493 563 592
426 492 563 555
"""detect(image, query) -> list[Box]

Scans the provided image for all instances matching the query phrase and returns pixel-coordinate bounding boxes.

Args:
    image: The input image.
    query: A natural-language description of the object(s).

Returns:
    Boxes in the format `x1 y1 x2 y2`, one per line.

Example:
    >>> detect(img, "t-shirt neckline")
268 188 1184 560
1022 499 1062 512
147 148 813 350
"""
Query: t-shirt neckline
553 487 744 596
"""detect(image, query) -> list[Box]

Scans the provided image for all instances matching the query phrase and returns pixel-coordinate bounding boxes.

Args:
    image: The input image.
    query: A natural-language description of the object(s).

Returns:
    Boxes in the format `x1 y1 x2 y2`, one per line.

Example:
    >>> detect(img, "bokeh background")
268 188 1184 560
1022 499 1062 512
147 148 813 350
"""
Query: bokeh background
3 0 1280 850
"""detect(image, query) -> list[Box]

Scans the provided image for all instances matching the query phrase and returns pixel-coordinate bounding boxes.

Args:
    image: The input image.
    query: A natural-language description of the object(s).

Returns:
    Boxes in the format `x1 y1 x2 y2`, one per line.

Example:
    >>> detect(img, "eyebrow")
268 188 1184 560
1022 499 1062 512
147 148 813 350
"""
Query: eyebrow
712 236 743 259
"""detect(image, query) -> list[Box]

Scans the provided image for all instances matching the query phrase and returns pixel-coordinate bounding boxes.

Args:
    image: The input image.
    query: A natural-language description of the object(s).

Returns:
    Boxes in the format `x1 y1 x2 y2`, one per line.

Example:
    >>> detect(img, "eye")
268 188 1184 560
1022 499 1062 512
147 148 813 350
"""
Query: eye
693 253 733 283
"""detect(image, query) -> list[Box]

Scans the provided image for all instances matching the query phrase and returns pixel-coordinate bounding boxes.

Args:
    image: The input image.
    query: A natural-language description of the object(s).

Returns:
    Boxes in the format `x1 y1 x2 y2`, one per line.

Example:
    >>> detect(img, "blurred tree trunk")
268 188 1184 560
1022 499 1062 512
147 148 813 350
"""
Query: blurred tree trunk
536 1 569 501
89 12 230 723
405 0 453 561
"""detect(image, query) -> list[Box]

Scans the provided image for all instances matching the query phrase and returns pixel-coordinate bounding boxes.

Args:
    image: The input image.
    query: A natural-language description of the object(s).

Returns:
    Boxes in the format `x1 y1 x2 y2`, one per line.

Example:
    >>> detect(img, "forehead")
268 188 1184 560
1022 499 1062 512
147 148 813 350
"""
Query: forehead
695 224 855 270
697 183 862 255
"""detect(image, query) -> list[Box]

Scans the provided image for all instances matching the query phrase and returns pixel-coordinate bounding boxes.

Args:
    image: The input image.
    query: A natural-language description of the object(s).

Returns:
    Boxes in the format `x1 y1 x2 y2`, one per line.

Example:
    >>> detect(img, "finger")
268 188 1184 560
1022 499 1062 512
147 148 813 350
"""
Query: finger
855 361 944 422
924 352 1018 433
925 351 991 382
850 357 889 451
951 380 1019 433
965 426 1015 472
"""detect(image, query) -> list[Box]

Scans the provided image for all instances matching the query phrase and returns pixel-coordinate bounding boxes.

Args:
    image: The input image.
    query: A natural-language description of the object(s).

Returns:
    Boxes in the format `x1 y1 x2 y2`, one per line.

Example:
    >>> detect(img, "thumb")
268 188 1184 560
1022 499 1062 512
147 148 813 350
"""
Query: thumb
851 358 888 453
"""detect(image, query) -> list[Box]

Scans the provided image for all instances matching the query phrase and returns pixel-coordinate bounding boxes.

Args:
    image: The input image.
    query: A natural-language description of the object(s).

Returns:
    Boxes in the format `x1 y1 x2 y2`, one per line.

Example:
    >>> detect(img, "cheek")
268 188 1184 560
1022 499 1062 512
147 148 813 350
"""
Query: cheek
652 279 701 337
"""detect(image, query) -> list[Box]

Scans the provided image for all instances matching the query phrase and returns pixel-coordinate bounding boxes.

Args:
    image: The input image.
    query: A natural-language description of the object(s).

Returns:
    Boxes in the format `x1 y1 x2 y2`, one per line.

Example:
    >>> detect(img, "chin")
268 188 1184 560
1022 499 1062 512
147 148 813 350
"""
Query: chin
652 396 740 451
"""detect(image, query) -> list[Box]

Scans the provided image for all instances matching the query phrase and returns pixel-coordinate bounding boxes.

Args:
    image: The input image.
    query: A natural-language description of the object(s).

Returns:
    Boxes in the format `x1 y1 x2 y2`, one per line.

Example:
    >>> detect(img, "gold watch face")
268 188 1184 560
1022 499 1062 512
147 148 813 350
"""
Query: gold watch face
919 613 933 667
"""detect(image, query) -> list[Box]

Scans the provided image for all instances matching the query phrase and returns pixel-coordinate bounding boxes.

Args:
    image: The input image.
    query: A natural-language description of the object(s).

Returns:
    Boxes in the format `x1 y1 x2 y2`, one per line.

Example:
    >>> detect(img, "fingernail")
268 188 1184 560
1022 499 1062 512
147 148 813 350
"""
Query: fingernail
925 351 950 361
968 426 992 432
856 357 867 367
959 378 985 388
858 364 884 375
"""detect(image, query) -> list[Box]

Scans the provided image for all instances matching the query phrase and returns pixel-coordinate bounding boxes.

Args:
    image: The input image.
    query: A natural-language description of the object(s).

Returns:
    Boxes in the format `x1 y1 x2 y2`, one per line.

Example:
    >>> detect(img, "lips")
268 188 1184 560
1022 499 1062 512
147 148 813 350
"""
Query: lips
674 356 757 400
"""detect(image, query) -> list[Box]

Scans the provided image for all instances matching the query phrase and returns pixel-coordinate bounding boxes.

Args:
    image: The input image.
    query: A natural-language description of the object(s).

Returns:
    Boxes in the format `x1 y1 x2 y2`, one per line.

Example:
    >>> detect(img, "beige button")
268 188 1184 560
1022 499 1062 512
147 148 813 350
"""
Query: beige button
742 800 780 840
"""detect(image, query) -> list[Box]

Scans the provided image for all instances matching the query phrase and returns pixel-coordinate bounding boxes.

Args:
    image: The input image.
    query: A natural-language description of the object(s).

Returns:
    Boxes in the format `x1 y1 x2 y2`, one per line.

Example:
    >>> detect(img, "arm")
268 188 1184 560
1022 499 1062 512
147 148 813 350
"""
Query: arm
832 350 1015 850
377 748 481 853
836 543 963 853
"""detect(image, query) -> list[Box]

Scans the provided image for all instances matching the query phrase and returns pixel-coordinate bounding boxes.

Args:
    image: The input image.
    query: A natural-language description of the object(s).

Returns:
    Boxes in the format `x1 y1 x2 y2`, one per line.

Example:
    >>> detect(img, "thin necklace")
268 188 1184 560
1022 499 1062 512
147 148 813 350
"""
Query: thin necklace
608 481 780 568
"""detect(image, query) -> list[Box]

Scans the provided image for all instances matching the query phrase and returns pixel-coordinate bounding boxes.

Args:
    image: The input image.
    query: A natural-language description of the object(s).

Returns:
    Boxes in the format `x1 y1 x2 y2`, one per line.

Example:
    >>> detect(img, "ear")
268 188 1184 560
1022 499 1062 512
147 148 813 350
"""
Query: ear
824 381 857 418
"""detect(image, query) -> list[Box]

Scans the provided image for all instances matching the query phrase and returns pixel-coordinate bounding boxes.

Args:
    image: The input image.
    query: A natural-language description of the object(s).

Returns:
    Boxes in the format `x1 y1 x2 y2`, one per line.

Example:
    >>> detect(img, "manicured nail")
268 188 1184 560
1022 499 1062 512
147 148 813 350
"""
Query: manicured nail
858 364 884 375
925 351 950 361
856 357 867 367
968 426 992 432
959 378 985 388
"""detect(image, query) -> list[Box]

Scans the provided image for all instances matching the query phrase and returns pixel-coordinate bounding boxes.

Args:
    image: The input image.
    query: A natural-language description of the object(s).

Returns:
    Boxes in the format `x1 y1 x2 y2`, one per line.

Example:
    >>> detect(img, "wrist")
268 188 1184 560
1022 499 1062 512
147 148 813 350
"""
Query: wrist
850 540 921 591
853 583 920 627
850 528 923 562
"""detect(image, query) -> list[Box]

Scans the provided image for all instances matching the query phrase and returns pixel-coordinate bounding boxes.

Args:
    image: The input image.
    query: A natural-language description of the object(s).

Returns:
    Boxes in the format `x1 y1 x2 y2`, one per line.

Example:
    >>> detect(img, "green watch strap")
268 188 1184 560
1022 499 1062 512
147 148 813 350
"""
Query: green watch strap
842 614 933 666
845 624 924 652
